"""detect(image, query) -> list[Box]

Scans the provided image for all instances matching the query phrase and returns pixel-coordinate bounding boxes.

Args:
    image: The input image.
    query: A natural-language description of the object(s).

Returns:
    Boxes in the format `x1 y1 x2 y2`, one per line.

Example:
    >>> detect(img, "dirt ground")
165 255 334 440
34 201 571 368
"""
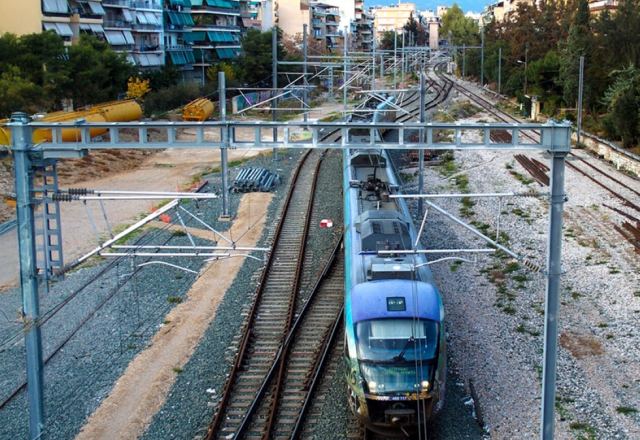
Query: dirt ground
75 192 272 440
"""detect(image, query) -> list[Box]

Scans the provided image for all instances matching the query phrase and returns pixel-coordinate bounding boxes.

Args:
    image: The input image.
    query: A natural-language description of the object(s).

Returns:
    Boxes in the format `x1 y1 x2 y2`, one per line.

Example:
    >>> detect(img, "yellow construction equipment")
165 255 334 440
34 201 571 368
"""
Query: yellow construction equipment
0 99 143 145
182 98 214 122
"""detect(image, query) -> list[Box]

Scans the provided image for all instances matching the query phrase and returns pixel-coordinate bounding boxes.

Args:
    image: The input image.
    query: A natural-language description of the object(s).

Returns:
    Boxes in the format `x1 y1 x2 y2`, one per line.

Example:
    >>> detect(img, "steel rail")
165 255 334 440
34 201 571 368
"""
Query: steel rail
205 148 316 438
0 181 210 411
443 71 640 213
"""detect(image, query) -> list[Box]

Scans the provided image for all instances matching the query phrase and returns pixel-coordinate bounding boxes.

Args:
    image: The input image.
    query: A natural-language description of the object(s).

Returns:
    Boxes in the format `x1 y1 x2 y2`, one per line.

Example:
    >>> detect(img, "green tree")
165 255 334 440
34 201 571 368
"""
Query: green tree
379 30 396 51
440 4 479 46
559 0 591 107
602 65 640 147
67 35 132 106
235 28 284 86
0 66 44 117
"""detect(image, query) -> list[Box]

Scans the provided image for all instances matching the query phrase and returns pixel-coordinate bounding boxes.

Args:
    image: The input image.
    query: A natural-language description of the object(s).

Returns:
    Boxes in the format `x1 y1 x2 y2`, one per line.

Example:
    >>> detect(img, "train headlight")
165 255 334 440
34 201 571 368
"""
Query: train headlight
368 381 377 390
420 380 430 391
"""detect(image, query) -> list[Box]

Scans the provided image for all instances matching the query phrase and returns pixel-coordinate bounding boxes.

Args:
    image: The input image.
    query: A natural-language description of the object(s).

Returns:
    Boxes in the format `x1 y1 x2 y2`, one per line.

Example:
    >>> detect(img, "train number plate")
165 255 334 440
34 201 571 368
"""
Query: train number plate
387 297 406 311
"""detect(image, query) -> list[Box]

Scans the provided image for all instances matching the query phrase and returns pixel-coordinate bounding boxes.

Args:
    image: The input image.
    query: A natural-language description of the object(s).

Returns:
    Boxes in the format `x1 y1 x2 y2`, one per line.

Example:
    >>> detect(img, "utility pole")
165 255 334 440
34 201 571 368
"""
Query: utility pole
219 72 230 219
343 26 348 113
418 72 426 215
303 23 308 123
462 44 466 77
393 30 397 89
524 44 528 96
401 31 405 84
541 149 569 440
577 55 584 147
371 36 376 91
11 112 45 440
201 51 205 87
271 27 278 160
480 28 485 86
498 47 502 94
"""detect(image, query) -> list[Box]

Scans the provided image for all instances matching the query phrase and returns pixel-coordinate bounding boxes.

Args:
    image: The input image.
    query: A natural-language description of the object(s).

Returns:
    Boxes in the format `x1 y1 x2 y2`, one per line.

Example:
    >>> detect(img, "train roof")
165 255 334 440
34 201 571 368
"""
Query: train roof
351 280 442 323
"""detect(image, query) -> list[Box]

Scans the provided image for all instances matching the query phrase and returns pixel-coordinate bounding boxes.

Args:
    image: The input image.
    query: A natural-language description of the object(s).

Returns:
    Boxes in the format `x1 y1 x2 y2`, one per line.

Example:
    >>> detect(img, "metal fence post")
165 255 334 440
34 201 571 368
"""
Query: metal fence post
541 148 568 440
219 72 230 220
401 32 405 84
480 29 485 86
498 47 502 94
11 112 45 440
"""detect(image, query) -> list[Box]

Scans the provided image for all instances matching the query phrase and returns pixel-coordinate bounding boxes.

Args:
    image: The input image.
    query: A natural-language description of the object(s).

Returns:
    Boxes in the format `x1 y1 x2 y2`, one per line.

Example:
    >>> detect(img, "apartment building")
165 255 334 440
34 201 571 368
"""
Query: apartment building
353 3 373 51
483 0 535 23
164 0 196 73
588 0 618 14
371 2 417 40
310 2 341 50
0 0 106 45
189 0 241 75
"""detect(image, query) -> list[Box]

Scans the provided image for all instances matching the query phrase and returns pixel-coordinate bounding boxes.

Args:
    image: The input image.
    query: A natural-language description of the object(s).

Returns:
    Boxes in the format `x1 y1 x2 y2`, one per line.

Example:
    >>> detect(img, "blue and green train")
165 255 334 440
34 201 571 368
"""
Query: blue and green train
342 147 446 436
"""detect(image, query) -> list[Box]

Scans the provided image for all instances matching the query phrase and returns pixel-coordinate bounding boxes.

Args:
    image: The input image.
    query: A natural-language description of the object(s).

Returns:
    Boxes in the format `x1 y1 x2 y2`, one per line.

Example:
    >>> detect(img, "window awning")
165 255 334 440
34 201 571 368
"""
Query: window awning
104 30 127 45
205 0 236 9
122 9 133 22
43 0 68 14
215 47 238 59
80 23 105 34
123 30 135 44
136 12 148 24
43 22 73 37
183 31 205 42
87 1 105 15
207 31 238 43
169 51 187 65
144 12 161 25
167 12 194 26
185 51 195 63
170 0 192 6
190 0 204 5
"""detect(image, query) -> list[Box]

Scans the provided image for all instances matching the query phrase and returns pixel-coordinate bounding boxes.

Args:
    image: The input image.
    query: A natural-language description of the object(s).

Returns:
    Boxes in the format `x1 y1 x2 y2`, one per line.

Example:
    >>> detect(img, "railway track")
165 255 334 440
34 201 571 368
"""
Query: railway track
435 69 640 243
0 181 211 411
206 66 455 440
206 148 325 439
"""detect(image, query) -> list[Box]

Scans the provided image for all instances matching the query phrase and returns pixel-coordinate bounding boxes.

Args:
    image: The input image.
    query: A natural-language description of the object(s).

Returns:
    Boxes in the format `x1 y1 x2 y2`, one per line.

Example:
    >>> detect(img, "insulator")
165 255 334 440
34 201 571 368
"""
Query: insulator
51 193 75 202
522 258 541 273
68 188 92 195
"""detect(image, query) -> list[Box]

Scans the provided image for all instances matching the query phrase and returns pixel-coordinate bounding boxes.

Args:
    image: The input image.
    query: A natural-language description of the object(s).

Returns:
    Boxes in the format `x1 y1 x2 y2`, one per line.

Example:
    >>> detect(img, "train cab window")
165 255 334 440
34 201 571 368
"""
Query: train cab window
356 318 438 362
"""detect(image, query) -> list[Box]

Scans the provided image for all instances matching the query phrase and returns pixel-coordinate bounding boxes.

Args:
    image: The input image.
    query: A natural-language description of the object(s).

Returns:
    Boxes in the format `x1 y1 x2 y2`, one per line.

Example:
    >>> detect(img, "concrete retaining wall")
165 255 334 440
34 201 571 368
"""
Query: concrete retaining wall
573 131 640 177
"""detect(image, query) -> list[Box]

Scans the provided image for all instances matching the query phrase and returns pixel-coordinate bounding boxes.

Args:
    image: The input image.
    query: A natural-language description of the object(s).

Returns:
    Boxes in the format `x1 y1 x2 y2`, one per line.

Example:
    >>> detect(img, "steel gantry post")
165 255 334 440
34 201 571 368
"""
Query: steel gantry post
272 27 278 161
401 32 405 84
219 72 230 220
393 30 397 89
498 47 502 95
343 27 348 112
462 44 466 78
418 73 426 215
480 29 485 86
371 36 376 91
303 24 308 124
11 112 45 440
541 144 569 440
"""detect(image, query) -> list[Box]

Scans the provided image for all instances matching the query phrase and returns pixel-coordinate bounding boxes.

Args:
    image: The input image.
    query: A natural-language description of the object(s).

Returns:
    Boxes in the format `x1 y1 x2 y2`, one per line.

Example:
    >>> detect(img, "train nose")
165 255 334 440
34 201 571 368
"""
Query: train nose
385 408 415 425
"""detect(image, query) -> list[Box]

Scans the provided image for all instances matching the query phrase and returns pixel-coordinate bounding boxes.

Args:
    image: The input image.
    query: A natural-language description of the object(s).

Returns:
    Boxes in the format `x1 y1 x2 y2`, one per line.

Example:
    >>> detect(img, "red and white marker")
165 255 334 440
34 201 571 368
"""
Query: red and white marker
319 219 333 229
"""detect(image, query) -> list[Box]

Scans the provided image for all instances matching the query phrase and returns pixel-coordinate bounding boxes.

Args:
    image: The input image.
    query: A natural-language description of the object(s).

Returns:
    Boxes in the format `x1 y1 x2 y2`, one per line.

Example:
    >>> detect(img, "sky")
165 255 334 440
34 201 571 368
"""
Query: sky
368 1 493 14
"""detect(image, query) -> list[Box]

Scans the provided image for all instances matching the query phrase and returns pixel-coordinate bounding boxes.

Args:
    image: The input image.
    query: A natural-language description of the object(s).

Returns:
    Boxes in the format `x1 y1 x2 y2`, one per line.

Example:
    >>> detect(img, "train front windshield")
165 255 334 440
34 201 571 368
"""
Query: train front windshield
356 318 439 362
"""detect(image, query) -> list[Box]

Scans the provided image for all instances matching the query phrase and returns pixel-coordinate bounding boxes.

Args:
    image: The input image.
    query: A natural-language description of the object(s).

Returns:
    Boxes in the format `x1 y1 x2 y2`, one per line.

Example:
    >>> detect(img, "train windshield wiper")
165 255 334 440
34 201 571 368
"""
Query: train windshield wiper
391 336 415 362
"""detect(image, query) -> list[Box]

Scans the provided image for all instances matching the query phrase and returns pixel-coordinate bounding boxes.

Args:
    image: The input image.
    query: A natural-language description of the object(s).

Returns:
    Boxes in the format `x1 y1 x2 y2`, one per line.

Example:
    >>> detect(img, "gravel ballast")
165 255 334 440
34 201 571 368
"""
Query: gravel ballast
0 149 303 439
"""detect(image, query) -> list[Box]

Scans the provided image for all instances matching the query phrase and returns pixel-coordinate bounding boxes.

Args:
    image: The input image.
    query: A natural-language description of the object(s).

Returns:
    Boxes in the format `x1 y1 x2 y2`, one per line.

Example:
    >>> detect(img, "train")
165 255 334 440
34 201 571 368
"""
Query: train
343 98 446 437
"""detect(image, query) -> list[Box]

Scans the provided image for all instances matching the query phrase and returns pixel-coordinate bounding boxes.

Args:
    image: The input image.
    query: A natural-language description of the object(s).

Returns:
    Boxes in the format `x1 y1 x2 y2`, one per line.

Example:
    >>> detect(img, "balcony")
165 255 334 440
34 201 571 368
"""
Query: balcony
132 0 163 10
103 0 131 7
103 19 133 28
